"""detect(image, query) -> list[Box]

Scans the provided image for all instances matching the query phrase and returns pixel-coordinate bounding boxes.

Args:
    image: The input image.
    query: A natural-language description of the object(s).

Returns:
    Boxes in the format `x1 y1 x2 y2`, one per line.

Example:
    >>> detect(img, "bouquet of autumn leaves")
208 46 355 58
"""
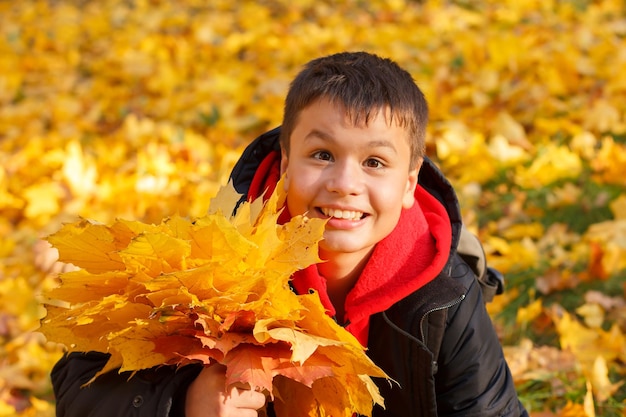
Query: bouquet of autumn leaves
39 179 388 417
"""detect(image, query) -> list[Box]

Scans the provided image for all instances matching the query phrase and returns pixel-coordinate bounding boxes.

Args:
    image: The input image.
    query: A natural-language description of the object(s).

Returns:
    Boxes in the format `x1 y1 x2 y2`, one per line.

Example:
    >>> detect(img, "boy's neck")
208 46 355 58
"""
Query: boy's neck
318 250 372 323
318 249 371 282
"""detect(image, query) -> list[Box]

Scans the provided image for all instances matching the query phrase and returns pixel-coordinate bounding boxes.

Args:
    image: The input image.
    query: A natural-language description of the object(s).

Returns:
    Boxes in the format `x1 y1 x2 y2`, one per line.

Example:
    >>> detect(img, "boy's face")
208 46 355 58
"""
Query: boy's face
280 98 419 264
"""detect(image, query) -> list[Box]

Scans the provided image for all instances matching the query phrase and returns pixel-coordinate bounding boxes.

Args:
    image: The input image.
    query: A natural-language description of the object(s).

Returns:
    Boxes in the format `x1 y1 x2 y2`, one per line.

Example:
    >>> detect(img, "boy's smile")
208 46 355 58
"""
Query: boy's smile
280 98 420 271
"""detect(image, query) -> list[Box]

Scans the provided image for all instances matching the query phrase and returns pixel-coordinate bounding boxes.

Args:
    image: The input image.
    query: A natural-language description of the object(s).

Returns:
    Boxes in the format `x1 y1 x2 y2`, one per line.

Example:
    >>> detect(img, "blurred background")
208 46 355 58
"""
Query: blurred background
1 0 625 415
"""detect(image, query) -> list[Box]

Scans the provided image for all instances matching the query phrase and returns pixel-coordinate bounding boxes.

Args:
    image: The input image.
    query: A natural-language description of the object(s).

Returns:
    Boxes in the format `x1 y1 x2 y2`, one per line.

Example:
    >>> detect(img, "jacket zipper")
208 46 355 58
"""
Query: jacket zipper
419 293 466 343
379 292 466 350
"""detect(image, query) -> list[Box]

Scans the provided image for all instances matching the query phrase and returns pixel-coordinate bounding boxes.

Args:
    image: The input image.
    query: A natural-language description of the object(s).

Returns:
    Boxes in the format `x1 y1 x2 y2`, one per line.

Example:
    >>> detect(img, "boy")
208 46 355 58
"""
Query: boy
52 52 528 417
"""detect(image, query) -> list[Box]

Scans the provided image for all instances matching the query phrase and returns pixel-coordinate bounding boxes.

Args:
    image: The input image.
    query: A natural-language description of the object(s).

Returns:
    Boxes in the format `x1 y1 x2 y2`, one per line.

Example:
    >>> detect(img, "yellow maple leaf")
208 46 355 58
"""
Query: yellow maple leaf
22 181 64 222
515 144 583 188
549 304 626 384
118 231 191 275
575 303 605 329
591 137 626 186
589 356 624 403
585 218 626 276
609 194 626 221
46 220 127 273
516 297 543 326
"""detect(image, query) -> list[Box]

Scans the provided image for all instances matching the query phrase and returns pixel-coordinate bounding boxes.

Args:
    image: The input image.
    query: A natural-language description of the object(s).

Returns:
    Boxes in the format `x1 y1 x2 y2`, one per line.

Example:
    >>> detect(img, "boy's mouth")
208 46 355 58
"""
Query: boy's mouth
319 207 365 221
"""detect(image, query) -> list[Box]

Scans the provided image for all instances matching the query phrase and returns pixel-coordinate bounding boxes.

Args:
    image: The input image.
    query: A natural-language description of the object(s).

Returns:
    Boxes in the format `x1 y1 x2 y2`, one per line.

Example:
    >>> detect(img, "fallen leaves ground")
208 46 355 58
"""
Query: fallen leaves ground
1 0 625 416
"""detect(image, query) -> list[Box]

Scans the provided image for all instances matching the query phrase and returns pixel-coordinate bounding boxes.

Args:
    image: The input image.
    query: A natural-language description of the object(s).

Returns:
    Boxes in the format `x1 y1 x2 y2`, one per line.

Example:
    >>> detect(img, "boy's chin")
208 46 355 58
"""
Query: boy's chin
318 239 375 260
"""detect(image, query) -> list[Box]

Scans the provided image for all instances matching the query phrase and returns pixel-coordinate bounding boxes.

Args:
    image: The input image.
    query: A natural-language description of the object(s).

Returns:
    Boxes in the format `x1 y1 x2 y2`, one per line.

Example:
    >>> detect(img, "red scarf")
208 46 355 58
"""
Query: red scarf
247 151 452 346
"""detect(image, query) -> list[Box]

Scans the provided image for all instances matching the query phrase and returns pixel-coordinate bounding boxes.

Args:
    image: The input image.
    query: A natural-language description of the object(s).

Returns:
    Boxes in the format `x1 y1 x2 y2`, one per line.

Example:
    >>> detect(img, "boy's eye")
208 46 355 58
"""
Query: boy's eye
313 151 333 161
364 158 383 168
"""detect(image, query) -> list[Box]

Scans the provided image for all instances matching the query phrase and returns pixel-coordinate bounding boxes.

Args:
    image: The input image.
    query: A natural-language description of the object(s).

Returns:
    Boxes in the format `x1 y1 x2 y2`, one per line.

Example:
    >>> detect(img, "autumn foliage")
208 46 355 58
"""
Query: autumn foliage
1 0 626 416
39 180 387 416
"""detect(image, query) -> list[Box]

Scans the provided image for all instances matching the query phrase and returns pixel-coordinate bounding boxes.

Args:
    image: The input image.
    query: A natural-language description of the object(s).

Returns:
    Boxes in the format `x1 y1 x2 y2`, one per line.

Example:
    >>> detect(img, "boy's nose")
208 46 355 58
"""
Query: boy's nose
325 160 365 196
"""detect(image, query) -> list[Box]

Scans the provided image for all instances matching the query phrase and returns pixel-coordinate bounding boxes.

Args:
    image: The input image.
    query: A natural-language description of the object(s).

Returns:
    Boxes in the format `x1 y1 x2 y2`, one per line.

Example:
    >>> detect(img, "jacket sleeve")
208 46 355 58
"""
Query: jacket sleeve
51 351 202 417
434 277 528 417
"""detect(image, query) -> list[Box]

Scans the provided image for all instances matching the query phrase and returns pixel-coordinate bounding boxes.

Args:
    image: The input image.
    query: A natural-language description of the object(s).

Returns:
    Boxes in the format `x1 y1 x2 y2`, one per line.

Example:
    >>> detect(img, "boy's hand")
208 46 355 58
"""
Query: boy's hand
185 363 267 417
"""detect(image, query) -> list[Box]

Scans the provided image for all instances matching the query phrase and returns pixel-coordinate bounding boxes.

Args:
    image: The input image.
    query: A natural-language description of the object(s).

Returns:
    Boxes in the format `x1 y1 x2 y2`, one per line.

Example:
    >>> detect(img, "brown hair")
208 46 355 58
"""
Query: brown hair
279 51 429 169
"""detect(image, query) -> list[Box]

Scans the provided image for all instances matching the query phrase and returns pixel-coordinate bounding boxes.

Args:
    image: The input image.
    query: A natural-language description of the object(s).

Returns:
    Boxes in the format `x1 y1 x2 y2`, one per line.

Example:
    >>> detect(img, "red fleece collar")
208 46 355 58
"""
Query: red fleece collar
291 188 451 346
247 150 452 346
248 150 281 202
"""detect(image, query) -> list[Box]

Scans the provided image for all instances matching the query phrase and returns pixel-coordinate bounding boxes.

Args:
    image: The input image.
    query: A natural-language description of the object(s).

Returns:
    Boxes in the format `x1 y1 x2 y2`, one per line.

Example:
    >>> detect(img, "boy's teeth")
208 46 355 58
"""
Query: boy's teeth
321 208 363 220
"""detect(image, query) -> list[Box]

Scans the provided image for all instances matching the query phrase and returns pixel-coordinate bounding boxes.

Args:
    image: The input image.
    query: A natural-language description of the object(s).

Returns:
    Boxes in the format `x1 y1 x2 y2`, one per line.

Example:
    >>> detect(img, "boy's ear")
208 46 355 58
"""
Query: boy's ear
280 148 289 189
402 160 421 209
280 148 289 174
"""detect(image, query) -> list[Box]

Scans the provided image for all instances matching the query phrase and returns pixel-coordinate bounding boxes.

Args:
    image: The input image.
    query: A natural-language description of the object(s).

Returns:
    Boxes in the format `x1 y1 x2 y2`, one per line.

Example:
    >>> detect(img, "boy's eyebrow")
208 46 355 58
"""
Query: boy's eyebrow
304 129 398 152
304 129 334 143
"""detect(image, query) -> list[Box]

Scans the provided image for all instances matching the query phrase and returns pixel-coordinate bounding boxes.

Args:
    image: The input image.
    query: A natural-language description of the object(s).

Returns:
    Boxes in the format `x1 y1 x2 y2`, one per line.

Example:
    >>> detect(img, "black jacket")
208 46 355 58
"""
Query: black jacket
51 128 528 417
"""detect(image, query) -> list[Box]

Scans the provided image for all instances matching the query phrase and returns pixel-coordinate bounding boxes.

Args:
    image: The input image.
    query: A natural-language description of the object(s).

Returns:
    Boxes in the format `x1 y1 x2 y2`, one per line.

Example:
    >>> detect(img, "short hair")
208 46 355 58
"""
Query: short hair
279 51 429 169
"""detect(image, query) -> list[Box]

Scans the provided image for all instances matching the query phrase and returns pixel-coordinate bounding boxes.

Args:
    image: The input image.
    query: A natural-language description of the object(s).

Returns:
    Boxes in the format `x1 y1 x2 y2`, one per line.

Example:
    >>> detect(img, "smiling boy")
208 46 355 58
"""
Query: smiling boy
51 52 528 417
224 51 527 416
281 97 419 323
